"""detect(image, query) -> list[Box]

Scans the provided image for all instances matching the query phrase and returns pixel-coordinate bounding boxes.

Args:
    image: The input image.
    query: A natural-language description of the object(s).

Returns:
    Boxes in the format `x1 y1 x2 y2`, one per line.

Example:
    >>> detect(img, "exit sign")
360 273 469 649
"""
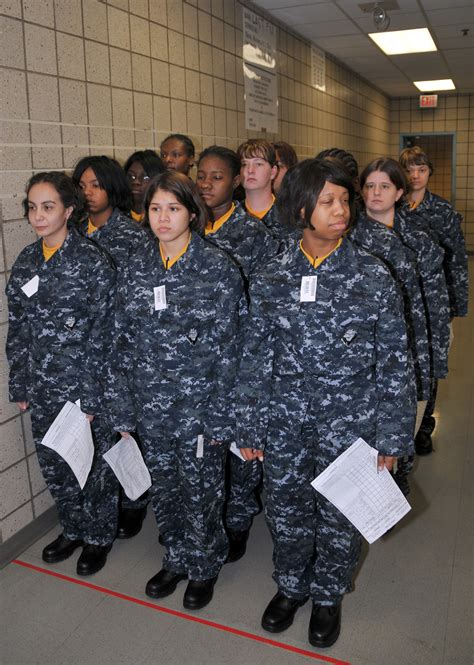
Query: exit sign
419 94 438 108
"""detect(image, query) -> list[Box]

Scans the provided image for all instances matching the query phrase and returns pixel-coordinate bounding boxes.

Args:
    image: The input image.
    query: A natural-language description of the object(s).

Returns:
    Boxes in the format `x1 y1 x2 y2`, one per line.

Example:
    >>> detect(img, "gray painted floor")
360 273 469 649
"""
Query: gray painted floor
2 263 472 665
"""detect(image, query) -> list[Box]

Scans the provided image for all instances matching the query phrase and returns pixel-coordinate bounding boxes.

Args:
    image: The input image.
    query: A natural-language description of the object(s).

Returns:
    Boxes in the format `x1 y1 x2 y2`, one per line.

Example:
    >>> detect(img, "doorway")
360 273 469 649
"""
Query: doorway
400 133 456 204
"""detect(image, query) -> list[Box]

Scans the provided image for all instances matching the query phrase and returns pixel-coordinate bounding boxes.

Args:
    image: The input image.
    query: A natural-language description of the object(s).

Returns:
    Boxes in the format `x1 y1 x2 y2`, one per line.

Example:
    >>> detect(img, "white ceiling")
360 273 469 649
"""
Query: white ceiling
251 0 474 97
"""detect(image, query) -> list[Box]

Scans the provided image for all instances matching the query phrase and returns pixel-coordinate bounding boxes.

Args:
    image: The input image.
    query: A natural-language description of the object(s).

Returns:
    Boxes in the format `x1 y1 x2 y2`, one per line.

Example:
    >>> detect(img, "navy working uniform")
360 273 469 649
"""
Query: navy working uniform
406 191 468 318
393 208 450 379
401 196 468 442
236 236 414 604
108 233 244 580
6 229 118 546
77 208 152 513
350 211 430 493
204 201 279 535
350 212 429 401
246 199 293 241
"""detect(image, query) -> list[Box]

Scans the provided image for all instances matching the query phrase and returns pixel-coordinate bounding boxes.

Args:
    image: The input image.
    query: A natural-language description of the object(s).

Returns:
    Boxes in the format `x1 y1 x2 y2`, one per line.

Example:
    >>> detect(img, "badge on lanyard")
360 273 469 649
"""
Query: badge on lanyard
154 285 167 310
300 275 317 302
21 275 39 297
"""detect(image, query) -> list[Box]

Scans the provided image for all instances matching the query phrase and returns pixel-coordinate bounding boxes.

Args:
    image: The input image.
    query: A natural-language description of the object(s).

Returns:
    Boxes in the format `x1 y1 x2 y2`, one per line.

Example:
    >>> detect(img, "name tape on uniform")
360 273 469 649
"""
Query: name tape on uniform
154 285 167 310
21 275 39 297
300 275 317 302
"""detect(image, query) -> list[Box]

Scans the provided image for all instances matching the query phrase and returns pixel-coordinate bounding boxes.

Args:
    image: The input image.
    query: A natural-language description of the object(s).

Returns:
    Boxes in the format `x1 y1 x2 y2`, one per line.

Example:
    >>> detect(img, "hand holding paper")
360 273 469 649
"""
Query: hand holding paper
311 438 411 544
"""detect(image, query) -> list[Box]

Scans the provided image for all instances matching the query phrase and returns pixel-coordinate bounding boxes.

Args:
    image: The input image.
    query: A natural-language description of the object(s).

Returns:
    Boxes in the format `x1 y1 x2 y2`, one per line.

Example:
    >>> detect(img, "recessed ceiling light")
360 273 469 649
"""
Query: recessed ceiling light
414 79 455 91
368 28 437 55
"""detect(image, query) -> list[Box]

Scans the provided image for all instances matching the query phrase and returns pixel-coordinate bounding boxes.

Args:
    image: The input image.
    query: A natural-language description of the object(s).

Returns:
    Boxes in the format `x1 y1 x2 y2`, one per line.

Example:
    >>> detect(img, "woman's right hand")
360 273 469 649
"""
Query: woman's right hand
240 447 264 462
119 431 130 438
17 401 29 412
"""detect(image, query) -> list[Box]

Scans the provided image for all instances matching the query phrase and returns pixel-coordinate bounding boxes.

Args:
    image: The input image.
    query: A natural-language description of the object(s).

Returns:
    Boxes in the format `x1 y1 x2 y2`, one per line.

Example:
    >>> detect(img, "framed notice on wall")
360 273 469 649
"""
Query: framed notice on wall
242 7 278 133
311 45 326 92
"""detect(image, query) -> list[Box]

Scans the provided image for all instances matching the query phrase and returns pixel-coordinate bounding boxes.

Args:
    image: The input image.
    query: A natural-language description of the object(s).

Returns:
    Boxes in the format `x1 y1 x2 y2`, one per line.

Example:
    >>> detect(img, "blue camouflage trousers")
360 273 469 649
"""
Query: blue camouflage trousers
224 452 262 531
31 405 119 546
264 391 369 605
138 421 229 580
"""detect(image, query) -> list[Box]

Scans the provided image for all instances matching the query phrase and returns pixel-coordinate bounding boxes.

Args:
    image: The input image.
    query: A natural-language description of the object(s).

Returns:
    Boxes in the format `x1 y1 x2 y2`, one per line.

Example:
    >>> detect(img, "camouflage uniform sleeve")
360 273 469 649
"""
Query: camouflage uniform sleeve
443 207 469 317
79 252 117 416
374 274 415 457
5 264 30 403
235 277 275 449
103 270 137 432
418 242 450 379
400 252 431 401
204 265 244 442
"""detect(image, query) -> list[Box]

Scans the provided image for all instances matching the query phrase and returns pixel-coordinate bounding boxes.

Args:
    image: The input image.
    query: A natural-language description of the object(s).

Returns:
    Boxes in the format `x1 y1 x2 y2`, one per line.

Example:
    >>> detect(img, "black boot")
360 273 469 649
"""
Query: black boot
308 603 341 648
146 569 187 599
76 544 112 576
261 592 308 633
225 528 249 563
183 577 217 610
116 506 147 539
42 534 83 564
415 430 433 455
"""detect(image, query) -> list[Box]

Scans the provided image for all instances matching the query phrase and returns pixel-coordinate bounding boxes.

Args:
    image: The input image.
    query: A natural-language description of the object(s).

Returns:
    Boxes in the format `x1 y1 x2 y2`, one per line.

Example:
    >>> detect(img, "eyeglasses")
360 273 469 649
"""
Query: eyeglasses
127 173 151 184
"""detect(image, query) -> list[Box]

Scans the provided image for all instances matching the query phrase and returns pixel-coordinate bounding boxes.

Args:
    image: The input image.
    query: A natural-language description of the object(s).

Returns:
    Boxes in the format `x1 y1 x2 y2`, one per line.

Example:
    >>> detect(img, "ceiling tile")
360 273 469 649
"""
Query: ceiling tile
271 2 348 25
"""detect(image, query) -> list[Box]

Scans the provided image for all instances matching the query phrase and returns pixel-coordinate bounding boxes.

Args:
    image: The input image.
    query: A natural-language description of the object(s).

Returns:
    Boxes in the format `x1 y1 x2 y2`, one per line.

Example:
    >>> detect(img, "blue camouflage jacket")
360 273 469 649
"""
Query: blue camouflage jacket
107 232 244 440
393 208 450 379
204 201 280 288
236 236 414 458
404 191 468 317
6 229 116 415
76 207 151 271
350 212 430 400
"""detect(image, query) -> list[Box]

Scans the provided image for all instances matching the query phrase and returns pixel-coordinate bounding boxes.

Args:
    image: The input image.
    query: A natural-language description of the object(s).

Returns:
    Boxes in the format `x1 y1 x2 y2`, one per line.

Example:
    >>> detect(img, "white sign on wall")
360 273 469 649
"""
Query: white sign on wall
243 63 279 134
311 45 326 92
242 7 278 133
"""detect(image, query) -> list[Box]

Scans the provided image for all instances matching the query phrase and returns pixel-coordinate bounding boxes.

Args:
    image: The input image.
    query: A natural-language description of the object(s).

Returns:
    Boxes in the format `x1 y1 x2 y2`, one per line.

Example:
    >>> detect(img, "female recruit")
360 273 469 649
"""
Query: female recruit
123 149 165 222
160 133 195 176
108 171 243 610
6 172 118 576
360 158 451 455
196 145 279 562
318 149 430 493
272 141 298 195
72 155 152 539
399 146 468 454
236 159 414 649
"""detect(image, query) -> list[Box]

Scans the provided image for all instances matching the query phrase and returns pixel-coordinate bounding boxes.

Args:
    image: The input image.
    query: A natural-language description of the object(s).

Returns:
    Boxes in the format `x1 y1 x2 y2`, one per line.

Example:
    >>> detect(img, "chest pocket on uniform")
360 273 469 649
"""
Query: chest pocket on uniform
259 298 305 378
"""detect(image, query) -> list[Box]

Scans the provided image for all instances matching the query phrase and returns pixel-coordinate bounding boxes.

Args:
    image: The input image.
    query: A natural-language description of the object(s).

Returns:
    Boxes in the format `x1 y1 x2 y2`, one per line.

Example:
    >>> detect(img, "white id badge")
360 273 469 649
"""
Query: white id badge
153 285 167 310
21 275 39 298
300 275 317 302
196 434 204 458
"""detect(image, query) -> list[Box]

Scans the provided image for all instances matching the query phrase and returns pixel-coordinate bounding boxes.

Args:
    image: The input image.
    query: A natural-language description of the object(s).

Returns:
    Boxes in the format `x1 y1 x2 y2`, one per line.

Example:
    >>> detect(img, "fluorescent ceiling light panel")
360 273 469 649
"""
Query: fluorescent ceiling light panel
368 28 437 55
414 79 455 91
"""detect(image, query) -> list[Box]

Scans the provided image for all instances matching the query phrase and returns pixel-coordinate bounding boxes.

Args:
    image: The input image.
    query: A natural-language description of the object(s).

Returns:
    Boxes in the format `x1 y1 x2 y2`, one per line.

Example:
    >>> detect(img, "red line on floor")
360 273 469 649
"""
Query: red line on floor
12 559 350 665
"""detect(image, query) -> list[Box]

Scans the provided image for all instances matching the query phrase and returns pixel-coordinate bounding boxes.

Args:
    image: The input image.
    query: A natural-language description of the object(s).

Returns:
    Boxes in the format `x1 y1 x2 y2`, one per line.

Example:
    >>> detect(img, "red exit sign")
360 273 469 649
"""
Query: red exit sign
419 94 438 108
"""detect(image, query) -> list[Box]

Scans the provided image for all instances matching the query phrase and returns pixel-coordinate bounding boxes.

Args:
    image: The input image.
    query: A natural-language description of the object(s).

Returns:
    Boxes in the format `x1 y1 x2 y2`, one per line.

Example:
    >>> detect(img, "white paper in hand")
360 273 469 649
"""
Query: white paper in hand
103 435 152 501
40 401 94 489
311 437 411 543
